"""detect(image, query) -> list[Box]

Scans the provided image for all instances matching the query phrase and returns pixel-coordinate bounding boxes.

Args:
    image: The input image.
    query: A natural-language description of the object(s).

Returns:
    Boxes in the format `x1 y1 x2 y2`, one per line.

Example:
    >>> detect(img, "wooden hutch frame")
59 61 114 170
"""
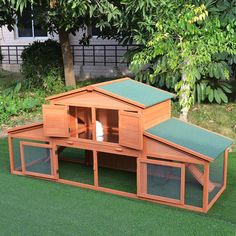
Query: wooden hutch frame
8 78 232 213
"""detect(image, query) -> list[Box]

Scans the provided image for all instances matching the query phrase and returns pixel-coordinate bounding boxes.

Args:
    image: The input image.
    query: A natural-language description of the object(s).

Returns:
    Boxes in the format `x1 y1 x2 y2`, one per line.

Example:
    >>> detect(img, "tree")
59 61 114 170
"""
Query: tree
0 0 16 30
119 0 236 121
7 0 121 86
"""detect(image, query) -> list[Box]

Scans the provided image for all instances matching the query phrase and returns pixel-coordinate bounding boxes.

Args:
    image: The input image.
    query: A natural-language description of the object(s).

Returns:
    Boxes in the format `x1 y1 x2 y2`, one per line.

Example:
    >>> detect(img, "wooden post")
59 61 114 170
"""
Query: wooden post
180 164 185 205
203 163 209 212
93 151 98 188
52 142 59 180
8 134 15 173
223 148 228 188
92 107 96 141
136 154 142 195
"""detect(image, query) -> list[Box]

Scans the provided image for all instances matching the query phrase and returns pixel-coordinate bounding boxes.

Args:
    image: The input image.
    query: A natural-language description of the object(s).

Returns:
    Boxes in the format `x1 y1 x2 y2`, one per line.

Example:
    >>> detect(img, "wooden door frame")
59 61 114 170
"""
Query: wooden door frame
56 144 96 187
119 110 143 150
20 141 55 179
42 104 70 137
137 158 185 205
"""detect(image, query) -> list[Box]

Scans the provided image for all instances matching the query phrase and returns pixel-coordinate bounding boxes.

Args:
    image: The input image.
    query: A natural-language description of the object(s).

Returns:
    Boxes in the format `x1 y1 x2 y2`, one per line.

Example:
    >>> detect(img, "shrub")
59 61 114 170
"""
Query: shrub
42 68 65 94
21 39 64 88
0 83 43 125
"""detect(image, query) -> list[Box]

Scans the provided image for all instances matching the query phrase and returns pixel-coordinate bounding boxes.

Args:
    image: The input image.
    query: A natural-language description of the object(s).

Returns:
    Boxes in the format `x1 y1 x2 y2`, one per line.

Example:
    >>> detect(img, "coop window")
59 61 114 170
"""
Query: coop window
96 109 118 143
77 107 93 140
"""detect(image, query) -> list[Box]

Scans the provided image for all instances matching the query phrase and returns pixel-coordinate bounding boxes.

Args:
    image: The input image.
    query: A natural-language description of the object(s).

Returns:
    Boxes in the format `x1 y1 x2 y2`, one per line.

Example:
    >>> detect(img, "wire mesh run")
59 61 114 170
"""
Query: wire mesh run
58 147 94 185
12 138 48 172
98 152 137 193
185 164 203 208
146 163 181 200
208 153 224 204
23 145 52 175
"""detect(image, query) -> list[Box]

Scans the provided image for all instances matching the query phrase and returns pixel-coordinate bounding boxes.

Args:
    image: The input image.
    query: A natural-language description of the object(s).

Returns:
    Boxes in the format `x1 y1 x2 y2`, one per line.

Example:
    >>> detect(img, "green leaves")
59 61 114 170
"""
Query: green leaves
196 81 232 104
208 62 229 79
208 88 214 102
217 88 228 103
14 82 21 93
125 0 236 116
22 97 41 110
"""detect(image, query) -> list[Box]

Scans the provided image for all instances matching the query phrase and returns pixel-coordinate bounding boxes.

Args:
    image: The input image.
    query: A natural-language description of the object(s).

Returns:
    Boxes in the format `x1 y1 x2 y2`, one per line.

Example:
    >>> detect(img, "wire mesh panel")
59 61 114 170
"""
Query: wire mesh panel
146 164 181 200
12 138 22 171
12 138 48 172
21 142 53 177
98 152 136 193
139 160 183 203
208 153 224 204
185 164 203 208
58 147 94 185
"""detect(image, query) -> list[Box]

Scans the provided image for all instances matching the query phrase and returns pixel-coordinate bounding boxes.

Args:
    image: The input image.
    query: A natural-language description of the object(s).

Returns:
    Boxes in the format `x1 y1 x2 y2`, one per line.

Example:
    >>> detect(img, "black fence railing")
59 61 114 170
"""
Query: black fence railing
0 45 27 64
0 44 138 66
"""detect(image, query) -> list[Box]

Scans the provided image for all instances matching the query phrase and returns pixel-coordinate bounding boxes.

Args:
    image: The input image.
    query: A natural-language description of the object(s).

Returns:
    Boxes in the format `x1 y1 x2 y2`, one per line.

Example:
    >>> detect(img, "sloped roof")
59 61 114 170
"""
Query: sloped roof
97 79 175 107
145 118 233 160
46 78 175 108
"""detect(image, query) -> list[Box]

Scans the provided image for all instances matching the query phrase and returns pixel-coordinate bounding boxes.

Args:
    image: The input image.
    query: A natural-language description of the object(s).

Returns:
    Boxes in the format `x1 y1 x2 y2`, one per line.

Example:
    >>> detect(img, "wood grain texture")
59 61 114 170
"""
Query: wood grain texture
53 91 137 110
144 132 213 162
43 104 70 137
143 100 171 129
119 110 143 150
69 107 77 137
144 137 206 165
19 141 55 179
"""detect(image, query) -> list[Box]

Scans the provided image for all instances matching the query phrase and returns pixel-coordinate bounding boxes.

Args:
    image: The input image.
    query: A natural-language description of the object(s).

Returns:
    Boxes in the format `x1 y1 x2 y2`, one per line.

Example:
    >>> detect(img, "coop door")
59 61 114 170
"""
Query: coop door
138 159 185 205
43 104 70 137
20 142 56 179
119 111 142 150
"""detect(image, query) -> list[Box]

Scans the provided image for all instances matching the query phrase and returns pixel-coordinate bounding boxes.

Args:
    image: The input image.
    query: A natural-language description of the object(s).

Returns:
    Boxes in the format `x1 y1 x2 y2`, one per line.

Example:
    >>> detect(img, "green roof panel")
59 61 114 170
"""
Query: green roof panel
98 79 174 107
146 118 233 160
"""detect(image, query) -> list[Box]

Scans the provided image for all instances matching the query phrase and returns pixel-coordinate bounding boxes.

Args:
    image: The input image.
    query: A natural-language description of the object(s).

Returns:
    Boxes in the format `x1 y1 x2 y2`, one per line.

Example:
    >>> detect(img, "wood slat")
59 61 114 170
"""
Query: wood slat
143 100 171 129
43 104 70 137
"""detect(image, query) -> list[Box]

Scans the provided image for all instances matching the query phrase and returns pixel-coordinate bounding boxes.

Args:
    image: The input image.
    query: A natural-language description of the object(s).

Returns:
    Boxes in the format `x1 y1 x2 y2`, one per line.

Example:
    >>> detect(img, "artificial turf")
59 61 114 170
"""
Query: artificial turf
0 138 236 235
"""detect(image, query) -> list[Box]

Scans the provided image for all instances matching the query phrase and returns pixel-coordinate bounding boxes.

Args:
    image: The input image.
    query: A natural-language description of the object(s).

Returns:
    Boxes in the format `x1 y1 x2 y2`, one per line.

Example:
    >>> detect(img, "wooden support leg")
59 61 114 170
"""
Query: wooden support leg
203 164 209 212
93 151 98 188
8 135 15 173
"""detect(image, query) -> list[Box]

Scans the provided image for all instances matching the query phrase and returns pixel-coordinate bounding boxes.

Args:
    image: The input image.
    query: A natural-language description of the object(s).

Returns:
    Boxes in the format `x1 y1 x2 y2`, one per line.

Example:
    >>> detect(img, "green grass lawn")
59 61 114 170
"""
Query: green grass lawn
0 138 236 235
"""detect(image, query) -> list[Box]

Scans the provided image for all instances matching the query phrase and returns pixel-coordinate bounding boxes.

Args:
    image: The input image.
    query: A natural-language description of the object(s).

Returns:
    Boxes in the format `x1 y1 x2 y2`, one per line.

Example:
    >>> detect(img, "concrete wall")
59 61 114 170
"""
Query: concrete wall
0 26 130 79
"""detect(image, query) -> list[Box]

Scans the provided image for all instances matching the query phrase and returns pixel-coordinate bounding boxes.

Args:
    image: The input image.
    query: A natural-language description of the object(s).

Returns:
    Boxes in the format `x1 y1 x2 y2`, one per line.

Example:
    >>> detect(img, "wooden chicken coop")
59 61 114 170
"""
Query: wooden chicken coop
8 77 233 213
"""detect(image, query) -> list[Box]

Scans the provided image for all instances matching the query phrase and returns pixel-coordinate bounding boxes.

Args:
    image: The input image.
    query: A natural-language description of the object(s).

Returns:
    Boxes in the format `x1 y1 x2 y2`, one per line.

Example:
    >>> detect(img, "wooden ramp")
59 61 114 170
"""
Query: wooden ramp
187 164 216 193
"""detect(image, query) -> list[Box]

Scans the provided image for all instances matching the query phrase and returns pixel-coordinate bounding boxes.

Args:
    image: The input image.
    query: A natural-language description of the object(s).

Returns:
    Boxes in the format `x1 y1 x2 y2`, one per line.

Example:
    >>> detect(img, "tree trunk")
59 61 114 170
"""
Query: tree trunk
179 72 190 122
58 30 76 86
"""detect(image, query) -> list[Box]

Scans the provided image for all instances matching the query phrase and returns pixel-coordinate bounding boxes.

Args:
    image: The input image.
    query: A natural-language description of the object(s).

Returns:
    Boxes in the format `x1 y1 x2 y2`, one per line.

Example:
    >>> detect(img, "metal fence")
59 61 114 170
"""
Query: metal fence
0 45 27 64
0 44 137 66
